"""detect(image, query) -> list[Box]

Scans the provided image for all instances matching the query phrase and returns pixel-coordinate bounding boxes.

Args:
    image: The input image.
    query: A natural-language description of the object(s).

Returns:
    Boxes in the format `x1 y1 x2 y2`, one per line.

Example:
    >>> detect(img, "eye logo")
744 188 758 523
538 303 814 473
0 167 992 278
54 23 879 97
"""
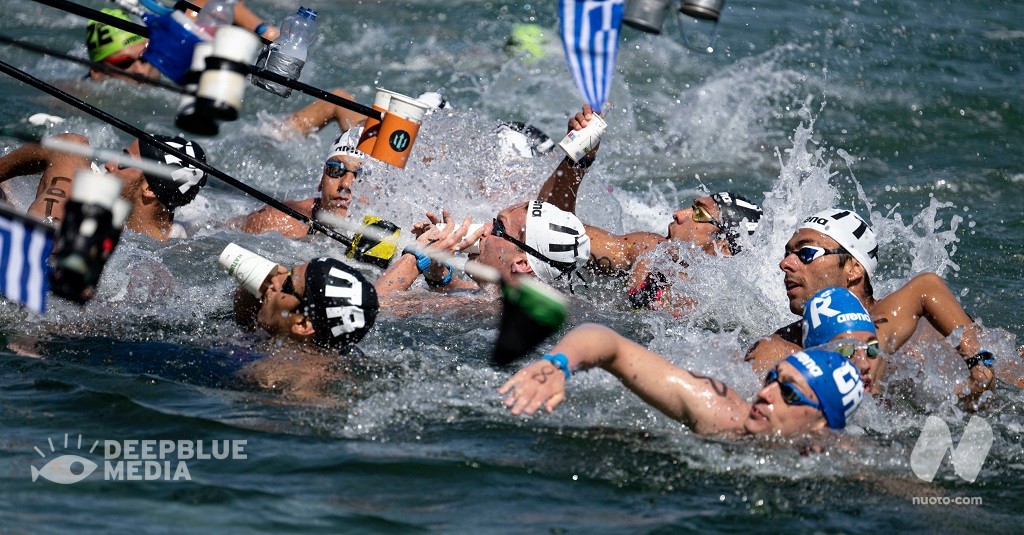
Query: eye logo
31 434 100 485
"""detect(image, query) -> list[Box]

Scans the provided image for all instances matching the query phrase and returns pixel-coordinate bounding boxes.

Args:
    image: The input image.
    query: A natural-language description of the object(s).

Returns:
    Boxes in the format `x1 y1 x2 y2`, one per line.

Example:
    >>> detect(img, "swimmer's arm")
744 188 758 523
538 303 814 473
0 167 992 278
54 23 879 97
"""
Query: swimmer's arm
744 328 802 376
188 0 279 40
500 323 748 435
584 227 662 275
873 273 994 401
536 105 599 213
0 133 88 184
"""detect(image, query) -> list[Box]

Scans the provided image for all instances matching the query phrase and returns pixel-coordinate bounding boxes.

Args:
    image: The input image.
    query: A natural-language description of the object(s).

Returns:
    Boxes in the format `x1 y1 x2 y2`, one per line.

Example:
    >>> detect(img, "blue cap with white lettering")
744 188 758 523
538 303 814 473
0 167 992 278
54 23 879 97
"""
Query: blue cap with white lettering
785 349 865 429
802 287 876 348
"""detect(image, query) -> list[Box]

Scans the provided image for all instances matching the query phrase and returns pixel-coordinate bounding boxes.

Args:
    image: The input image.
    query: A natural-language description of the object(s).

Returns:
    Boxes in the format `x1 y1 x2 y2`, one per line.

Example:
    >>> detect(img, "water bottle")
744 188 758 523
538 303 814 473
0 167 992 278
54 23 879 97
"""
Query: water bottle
252 6 318 97
195 0 237 38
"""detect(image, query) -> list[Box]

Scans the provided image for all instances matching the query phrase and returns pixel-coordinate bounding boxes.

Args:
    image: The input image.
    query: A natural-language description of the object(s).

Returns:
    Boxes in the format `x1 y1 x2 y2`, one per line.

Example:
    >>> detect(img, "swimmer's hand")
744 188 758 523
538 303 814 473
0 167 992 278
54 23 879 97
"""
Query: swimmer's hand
499 359 567 416
567 104 597 133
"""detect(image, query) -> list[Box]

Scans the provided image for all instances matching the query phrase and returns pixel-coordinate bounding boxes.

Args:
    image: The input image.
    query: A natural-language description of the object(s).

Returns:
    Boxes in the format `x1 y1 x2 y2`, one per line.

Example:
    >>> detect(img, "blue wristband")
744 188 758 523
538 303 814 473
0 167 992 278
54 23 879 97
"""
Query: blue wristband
403 247 431 273
255 22 269 36
543 353 571 380
425 262 454 288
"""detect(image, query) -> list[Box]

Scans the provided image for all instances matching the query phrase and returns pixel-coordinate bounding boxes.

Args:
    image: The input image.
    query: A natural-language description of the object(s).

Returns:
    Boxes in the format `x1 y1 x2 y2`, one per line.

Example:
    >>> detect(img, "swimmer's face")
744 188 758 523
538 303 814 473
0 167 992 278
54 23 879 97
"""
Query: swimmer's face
826 330 884 396
668 196 727 253
780 229 854 315
318 155 361 216
476 202 533 280
745 360 827 435
256 263 311 339
90 41 161 83
105 140 146 195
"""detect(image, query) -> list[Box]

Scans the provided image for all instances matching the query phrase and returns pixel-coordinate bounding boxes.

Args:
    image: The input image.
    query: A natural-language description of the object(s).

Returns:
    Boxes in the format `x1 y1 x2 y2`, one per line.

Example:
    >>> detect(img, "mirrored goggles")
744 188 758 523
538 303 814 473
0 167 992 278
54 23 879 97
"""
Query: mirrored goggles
784 245 846 264
691 204 724 228
826 338 882 359
324 161 366 179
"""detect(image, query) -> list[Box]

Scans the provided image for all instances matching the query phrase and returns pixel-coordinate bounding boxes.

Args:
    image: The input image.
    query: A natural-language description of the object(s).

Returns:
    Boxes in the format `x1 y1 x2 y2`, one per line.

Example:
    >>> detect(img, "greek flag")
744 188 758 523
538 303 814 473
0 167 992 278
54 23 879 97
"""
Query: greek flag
559 0 625 114
0 204 55 314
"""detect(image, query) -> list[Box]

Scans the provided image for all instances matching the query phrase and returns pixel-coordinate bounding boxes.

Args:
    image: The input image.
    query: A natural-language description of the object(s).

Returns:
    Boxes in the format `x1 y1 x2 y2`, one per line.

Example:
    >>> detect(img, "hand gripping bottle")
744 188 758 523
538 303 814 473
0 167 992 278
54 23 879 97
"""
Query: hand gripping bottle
252 6 318 97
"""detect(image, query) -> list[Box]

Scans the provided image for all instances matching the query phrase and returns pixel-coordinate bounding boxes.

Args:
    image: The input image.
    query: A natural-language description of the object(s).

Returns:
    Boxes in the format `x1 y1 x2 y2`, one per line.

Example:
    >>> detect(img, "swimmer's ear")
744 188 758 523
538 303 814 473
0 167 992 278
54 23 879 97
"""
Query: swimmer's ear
845 259 867 285
512 252 533 275
140 177 159 201
291 317 316 338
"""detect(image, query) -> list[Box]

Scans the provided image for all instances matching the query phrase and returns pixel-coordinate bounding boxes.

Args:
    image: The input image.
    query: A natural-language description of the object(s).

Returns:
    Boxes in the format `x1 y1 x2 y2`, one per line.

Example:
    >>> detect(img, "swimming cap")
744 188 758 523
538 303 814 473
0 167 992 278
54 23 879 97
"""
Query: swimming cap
505 23 549 61
301 257 379 349
802 287 875 348
416 91 450 115
86 8 146 62
523 200 591 283
798 208 878 277
711 192 763 253
327 130 366 161
495 121 555 158
784 349 864 429
137 134 207 209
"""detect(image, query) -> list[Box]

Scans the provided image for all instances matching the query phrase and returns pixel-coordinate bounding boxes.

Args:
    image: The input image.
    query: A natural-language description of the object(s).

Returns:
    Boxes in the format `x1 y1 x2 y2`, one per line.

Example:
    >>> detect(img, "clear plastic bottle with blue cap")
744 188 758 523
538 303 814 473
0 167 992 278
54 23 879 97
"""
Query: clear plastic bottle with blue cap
252 6 318 97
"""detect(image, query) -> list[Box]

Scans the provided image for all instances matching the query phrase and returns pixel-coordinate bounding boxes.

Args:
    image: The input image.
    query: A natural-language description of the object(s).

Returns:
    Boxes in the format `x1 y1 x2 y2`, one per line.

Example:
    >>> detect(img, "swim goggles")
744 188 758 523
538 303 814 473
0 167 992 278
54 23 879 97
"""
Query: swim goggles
104 54 145 70
825 338 881 359
784 245 846 264
690 203 724 229
279 270 307 313
324 161 366 180
764 368 822 410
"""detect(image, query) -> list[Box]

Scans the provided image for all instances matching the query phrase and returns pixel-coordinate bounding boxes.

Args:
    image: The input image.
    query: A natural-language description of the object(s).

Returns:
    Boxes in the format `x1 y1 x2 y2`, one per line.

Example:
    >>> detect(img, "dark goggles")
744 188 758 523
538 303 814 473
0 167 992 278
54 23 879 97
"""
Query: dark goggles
784 245 846 264
279 271 307 313
324 161 366 179
490 218 578 277
764 368 822 411
105 55 144 70
826 338 882 359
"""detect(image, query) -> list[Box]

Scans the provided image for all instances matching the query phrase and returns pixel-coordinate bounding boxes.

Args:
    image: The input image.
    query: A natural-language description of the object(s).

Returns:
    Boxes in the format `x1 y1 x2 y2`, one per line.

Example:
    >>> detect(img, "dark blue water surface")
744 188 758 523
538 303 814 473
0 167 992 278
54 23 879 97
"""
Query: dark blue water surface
1 0 1022 532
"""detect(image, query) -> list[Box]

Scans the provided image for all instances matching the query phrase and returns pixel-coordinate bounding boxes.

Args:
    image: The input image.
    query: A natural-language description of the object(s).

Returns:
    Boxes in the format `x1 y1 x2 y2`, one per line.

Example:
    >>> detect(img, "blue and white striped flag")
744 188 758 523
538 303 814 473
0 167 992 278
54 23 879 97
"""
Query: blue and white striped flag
559 0 625 114
0 205 55 314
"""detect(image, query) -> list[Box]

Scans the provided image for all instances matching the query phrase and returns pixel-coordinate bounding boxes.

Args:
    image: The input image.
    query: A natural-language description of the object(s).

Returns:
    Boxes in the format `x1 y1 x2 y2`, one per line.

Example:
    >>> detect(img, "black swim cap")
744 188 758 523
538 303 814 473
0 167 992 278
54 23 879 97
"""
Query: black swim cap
301 257 379 349
711 192 763 253
137 134 208 209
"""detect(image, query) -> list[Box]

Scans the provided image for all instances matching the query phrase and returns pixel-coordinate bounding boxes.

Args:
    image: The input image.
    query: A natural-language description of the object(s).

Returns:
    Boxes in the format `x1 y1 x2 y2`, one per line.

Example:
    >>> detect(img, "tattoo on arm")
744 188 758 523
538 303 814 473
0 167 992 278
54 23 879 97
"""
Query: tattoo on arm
688 371 729 397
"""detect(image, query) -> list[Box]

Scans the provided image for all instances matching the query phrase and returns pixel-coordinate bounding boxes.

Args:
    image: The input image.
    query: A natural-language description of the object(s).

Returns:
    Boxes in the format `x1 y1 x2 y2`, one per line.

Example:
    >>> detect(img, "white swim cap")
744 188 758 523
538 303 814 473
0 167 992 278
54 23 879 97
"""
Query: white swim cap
416 91 450 115
798 208 878 277
523 200 590 283
327 127 366 161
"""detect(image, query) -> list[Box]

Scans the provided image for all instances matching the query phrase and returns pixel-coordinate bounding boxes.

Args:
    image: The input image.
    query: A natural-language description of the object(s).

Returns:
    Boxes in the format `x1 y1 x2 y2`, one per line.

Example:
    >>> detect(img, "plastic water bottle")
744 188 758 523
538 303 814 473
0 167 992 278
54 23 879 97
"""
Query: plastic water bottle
195 0 237 38
252 6 318 97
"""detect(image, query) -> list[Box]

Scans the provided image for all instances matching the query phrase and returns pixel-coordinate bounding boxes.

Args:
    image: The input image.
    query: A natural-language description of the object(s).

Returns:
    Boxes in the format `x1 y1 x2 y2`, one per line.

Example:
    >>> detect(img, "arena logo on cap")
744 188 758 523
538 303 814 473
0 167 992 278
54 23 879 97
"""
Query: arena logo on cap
30 433 247 484
793 352 823 377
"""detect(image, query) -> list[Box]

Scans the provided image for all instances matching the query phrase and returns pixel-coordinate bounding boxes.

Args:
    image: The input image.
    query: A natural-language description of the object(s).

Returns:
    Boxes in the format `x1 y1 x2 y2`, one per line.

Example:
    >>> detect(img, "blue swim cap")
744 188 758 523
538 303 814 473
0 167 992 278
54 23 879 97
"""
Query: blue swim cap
802 287 875 348
784 349 864 429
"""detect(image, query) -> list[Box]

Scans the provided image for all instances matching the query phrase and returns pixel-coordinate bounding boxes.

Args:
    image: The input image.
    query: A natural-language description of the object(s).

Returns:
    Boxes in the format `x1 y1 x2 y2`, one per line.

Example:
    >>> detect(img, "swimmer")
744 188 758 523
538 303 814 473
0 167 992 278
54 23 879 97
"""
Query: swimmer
500 323 864 436
537 105 763 310
85 8 161 83
0 132 207 241
745 208 999 405
238 134 367 238
802 287 885 395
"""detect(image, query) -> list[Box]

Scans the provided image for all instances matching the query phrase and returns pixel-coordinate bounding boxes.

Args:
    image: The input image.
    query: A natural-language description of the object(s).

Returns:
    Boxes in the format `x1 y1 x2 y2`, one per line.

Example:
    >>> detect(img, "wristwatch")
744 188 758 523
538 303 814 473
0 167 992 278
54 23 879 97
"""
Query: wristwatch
964 350 995 369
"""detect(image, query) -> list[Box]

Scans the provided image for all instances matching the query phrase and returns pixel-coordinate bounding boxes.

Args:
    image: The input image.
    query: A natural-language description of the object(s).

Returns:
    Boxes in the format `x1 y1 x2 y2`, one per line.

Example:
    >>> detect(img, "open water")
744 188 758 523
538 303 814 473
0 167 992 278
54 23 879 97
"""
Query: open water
1 0 1023 532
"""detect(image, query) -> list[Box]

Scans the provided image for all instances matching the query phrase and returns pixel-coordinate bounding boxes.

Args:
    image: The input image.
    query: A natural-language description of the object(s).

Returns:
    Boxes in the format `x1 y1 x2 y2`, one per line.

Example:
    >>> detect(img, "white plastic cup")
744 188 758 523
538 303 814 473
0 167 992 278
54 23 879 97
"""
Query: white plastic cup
72 170 123 210
386 92 431 122
372 88 402 110
557 113 608 162
213 26 262 63
435 222 485 254
218 243 281 297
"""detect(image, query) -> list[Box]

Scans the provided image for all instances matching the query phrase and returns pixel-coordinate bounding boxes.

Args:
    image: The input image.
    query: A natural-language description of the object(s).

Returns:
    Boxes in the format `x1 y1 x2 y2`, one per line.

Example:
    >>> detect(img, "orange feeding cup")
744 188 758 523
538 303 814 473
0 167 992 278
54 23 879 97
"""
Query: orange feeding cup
357 88 401 154
370 92 430 168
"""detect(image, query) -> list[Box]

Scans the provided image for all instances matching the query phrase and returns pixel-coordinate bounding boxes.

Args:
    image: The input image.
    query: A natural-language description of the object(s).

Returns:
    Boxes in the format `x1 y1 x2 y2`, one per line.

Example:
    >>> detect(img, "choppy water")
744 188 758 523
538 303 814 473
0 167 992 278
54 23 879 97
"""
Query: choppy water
2 0 1023 532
